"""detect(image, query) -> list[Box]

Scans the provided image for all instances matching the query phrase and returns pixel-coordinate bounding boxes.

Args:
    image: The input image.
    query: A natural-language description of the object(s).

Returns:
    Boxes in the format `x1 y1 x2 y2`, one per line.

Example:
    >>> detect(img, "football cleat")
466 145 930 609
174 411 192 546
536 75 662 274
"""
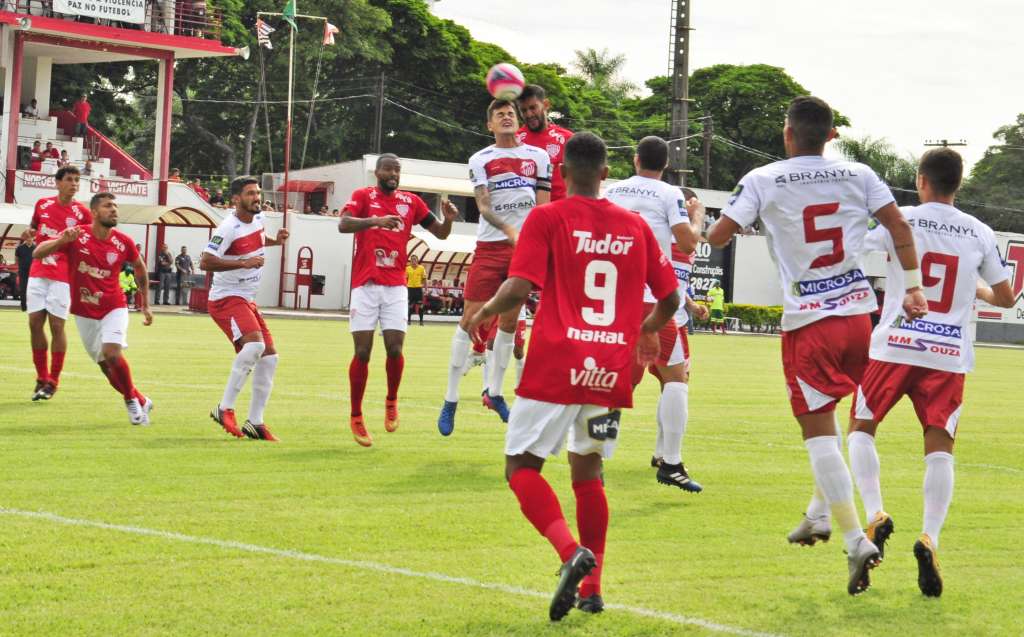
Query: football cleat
137 395 154 426
866 511 895 560
481 390 510 423
350 415 372 447
462 352 485 376
650 455 662 468
31 379 47 401
438 400 457 436
125 398 147 426
39 381 57 400
914 533 943 597
656 462 703 492
550 547 597 622
211 406 244 438
788 515 832 546
384 399 399 433
847 536 881 595
242 420 279 442
576 594 604 614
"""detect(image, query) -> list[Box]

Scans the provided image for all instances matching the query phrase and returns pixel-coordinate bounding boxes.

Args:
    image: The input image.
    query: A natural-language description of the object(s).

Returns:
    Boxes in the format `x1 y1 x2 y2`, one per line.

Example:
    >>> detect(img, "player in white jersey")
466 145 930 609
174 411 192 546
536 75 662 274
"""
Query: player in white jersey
201 177 289 442
603 136 706 491
438 99 551 435
848 148 1014 597
708 96 928 595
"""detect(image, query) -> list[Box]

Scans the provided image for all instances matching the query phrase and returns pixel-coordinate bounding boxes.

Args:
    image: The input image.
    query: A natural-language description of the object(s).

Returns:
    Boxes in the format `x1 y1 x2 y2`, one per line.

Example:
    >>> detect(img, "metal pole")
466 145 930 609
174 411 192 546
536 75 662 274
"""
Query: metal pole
667 0 692 186
278 25 295 307
702 116 713 188
373 72 385 154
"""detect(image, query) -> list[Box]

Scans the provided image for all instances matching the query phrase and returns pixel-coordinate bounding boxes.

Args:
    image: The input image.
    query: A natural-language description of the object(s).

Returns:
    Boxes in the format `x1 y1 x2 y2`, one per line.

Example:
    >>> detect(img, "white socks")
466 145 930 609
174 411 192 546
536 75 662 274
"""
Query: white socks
805 435 864 552
445 326 471 403
488 328 515 398
658 382 688 465
805 430 842 520
848 431 883 521
514 355 524 388
923 451 954 548
221 341 266 410
248 354 278 425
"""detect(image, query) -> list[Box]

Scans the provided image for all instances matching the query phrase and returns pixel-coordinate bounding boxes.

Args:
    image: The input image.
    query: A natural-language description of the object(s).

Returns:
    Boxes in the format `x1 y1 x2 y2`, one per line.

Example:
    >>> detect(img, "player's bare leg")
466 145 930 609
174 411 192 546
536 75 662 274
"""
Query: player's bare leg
98 342 151 426
381 329 405 433
349 330 375 446
211 331 264 439
652 362 702 492
505 452 594 622
439 299 486 435
800 410 879 594
243 341 279 442
569 451 607 614
481 303 523 423
848 418 894 558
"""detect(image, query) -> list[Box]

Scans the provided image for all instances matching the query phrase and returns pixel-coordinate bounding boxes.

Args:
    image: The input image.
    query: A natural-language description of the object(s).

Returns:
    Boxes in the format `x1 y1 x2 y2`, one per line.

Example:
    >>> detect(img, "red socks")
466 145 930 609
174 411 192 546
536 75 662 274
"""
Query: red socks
385 354 404 401
104 356 137 401
508 468 578 562
349 357 369 416
32 349 48 381
50 351 66 384
573 479 608 598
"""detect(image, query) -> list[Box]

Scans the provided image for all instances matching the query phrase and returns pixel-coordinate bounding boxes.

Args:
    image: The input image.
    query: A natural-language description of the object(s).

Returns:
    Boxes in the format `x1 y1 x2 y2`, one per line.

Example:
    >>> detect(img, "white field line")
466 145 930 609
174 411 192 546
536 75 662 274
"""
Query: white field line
0 506 783 637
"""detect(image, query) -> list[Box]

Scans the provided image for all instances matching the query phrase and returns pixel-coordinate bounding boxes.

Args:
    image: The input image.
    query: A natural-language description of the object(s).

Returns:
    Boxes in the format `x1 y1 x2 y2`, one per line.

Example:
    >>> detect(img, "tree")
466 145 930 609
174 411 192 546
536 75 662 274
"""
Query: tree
834 135 918 203
570 48 637 104
959 113 1024 233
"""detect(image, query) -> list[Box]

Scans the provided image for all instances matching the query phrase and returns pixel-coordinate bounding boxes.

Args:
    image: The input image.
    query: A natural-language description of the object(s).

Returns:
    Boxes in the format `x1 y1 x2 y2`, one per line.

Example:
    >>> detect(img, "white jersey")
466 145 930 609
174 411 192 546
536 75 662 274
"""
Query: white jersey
671 244 695 324
468 144 551 242
864 203 1009 373
604 175 688 303
721 155 895 331
204 212 266 302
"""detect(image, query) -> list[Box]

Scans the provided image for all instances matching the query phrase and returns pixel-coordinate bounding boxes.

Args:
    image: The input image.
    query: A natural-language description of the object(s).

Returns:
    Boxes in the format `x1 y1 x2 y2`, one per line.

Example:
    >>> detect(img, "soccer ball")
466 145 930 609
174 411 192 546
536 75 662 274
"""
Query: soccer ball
486 63 525 101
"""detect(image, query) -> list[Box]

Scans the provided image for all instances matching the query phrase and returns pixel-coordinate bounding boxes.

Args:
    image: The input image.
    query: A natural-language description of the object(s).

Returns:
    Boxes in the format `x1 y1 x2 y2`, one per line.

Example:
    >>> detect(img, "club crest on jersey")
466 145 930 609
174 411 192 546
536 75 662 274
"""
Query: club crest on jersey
65 217 78 228
520 161 536 177
569 357 618 391
546 143 560 158
396 204 410 217
572 230 634 255
106 251 118 265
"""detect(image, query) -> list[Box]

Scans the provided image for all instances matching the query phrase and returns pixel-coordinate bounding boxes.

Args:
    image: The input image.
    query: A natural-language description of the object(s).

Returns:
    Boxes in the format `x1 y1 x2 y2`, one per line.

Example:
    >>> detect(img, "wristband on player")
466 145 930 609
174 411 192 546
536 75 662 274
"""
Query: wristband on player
903 268 923 290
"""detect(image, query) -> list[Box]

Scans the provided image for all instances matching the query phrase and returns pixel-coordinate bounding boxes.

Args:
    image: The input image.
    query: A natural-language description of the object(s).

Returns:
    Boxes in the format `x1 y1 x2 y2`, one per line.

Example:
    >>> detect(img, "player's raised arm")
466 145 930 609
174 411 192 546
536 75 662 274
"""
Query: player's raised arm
672 196 705 254
426 199 458 240
873 202 928 319
33 226 80 259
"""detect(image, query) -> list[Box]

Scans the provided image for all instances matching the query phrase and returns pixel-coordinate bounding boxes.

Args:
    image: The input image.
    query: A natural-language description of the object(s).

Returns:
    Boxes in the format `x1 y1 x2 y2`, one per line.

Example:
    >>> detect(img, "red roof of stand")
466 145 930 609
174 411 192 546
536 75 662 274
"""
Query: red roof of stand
281 180 334 193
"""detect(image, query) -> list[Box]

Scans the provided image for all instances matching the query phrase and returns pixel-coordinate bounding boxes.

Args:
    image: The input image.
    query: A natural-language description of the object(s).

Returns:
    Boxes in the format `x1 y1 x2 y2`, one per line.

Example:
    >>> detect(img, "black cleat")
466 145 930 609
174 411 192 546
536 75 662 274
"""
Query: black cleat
650 455 662 468
549 547 596 621
576 594 604 614
656 462 703 492
866 512 894 560
914 534 943 597
39 381 57 400
31 380 46 401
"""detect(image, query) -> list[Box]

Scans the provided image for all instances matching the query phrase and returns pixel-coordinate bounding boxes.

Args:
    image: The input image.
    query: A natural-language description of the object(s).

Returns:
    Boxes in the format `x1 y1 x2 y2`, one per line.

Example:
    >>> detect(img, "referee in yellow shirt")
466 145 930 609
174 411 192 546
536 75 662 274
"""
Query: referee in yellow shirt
406 255 428 326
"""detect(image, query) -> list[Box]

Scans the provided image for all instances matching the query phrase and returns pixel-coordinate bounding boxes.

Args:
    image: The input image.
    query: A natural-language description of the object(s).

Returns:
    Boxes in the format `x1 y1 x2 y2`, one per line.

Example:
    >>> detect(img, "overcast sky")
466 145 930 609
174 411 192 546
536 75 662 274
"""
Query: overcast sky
431 0 1020 173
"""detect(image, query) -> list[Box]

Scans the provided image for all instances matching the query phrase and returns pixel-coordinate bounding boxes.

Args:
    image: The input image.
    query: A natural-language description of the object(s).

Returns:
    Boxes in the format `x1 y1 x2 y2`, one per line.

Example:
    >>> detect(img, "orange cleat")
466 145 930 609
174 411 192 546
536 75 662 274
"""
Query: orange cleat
350 415 373 447
384 399 399 433
211 406 244 438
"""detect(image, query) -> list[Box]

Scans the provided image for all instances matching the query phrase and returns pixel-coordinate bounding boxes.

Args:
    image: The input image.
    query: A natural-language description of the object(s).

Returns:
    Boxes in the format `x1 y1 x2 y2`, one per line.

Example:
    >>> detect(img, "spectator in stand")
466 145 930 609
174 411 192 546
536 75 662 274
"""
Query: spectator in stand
58 150 71 168
16 231 35 312
29 141 43 171
22 99 39 118
209 189 225 206
156 244 174 305
82 160 94 176
262 201 275 212
331 208 339 216
44 142 60 159
303 202 312 214
175 246 194 305
190 178 210 201
169 168 183 182
72 94 91 137
319 205 329 216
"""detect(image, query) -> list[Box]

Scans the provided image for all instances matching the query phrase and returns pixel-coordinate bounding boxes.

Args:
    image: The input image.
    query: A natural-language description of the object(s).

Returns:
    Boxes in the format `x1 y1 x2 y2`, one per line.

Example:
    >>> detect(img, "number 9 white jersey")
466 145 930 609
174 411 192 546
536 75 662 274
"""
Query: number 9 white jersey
722 156 895 331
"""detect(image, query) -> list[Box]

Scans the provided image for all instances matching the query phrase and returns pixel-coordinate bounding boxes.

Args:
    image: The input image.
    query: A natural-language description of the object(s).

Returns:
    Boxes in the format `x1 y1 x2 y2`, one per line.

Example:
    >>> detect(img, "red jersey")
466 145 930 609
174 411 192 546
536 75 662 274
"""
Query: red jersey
73 100 92 124
343 186 433 288
511 196 677 408
30 196 93 282
59 227 139 319
516 123 572 201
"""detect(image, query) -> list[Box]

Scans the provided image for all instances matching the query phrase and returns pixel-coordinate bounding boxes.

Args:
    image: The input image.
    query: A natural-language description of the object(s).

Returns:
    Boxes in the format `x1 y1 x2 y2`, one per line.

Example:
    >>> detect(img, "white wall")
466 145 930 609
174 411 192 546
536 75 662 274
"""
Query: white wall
731 235 783 306
277 213 353 310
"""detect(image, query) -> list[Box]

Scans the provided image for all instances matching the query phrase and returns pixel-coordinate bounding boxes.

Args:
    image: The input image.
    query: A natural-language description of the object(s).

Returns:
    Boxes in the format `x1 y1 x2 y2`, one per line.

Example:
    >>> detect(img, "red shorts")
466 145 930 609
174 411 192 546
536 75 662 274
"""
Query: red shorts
781 314 871 416
208 296 274 353
481 317 528 349
464 241 514 302
631 312 682 385
853 359 964 437
678 325 691 363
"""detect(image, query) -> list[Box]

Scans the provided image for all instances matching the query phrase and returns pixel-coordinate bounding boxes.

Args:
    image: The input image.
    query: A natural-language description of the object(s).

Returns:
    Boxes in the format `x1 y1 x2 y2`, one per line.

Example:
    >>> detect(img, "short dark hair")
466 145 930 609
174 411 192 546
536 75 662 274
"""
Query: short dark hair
636 136 669 171
563 131 607 181
376 153 400 169
90 192 115 209
918 148 963 196
55 165 80 181
230 176 259 197
487 99 518 121
786 96 834 150
518 84 546 103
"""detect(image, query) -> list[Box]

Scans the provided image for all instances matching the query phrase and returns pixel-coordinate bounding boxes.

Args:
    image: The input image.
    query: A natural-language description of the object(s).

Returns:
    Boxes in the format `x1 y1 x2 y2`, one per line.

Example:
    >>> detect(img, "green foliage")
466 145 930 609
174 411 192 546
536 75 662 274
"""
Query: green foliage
834 135 918 203
695 303 783 332
960 113 1024 233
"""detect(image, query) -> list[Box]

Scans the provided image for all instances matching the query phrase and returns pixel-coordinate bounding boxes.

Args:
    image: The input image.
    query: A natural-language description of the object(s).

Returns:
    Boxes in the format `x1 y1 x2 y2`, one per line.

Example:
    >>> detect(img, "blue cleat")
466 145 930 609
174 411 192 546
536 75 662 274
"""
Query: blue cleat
438 400 458 436
481 390 510 423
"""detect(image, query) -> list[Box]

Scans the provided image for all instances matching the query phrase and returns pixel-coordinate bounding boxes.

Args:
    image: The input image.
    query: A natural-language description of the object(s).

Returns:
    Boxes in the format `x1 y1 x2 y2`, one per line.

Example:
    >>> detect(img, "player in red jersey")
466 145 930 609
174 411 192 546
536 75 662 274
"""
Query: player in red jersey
340 154 458 447
850 149 1015 597
467 132 679 620
25 165 92 400
34 192 154 425
202 177 289 442
516 84 573 202
708 96 928 595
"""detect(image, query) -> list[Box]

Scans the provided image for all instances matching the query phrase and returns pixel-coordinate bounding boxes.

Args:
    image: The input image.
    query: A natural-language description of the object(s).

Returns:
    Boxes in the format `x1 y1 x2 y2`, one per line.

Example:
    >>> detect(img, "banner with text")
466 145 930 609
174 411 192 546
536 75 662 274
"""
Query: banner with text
976 232 1024 325
690 241 733 303
53 0 146 24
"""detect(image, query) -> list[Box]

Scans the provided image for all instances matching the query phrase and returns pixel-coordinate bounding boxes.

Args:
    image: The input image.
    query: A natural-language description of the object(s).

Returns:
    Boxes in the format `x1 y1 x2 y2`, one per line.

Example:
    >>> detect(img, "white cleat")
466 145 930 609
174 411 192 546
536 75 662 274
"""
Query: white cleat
138 396 154 426
847 536 881 595
787 514 832 546
462 352 485 376
125 398 147 426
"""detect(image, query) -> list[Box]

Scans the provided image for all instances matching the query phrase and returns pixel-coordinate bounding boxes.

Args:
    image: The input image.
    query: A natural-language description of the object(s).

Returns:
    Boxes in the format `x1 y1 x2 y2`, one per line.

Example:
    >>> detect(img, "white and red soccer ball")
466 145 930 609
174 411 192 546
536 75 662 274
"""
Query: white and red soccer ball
486 63 525 101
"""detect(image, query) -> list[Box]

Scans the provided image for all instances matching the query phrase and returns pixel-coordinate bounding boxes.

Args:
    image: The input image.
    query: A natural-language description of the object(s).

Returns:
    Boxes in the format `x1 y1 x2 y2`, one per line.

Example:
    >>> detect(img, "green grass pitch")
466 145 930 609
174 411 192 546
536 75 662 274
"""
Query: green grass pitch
0 309 1021 636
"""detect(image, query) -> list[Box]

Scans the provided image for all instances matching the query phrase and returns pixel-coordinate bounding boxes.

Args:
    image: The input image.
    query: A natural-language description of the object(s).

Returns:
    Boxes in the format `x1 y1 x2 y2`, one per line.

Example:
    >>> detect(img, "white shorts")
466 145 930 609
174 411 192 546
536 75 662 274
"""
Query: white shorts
26 277 71 319
505 397 621 459
75 307 129 363
349 283 408 333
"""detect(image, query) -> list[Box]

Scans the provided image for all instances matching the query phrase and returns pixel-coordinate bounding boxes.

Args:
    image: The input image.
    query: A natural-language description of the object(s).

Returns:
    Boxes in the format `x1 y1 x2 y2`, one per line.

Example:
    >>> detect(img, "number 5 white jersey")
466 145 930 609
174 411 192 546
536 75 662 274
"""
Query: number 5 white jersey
721 155 895 331
864 203 1009 373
